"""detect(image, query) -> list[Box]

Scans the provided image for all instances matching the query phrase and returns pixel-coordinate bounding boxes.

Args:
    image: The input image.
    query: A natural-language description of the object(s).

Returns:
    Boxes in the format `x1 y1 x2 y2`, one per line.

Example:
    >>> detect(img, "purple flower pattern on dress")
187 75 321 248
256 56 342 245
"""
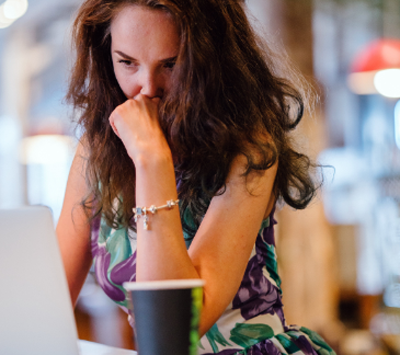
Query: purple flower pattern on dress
91 216 136 304
232 217 284 324
203 350 240 355
294 335 320 355
92 208 336 355
110 252 137 285
95 251 126 302
246 338 283 355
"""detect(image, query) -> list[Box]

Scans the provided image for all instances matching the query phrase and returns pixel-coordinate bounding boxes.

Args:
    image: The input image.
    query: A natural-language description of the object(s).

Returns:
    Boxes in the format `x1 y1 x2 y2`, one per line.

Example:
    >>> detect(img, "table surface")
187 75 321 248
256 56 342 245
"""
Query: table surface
79 339 137 355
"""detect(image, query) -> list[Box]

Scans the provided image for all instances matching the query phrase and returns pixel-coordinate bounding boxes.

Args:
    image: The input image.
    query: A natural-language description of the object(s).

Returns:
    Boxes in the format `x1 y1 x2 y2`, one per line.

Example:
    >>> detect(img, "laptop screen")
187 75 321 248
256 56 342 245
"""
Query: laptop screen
0 207 80 355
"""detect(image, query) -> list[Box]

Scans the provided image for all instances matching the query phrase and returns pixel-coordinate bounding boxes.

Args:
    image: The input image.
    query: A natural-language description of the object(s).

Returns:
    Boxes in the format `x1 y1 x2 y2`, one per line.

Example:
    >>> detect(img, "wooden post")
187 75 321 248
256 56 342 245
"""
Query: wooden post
247 0 340 339
276 0 340 336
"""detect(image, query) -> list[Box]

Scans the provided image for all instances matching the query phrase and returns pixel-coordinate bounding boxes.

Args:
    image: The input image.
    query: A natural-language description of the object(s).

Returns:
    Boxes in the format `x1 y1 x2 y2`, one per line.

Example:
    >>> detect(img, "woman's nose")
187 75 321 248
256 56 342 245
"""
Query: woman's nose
138 68 163 98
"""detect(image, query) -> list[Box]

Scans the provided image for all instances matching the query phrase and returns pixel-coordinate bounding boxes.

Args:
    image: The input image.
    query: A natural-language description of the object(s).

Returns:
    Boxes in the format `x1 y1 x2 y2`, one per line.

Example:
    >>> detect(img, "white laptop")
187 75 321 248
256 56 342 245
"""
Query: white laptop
0 206 136 355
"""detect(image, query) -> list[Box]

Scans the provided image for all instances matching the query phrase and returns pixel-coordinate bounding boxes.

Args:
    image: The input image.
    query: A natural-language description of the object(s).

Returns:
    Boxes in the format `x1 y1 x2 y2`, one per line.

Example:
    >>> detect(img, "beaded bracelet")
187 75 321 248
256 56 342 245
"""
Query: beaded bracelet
133 199 180 230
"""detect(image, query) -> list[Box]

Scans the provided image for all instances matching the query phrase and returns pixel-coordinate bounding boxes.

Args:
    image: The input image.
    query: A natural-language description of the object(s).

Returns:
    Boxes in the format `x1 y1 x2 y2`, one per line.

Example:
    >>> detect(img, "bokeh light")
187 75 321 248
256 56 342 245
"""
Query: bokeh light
0 3 14 28
3 0 28 20
374 69 400 98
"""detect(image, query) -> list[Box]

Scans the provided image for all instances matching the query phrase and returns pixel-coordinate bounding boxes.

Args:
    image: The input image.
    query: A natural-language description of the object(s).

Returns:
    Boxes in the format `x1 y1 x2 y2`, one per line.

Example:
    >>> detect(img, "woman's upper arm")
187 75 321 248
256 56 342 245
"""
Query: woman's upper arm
189 154 277 334
56 141 93 306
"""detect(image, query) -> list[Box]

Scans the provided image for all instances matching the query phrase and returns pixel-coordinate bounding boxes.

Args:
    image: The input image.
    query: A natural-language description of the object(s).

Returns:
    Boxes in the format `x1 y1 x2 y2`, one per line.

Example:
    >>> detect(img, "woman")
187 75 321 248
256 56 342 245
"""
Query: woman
57 0 335 354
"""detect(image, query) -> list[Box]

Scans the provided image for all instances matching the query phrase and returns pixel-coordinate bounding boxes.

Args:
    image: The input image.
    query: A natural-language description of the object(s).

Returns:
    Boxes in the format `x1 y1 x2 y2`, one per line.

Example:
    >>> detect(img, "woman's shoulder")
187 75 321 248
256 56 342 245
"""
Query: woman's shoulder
227 130 278 215
229 129 278 181
219 151 277 217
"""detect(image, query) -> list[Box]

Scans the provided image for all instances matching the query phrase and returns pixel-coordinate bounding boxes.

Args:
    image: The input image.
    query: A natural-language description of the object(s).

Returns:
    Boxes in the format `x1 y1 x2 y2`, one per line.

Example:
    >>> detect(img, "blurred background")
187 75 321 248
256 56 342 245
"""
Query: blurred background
1 0 400 353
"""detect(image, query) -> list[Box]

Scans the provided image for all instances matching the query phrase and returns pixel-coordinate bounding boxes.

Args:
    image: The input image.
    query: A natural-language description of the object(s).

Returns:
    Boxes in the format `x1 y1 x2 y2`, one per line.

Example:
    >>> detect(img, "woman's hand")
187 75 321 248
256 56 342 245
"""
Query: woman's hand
109 94 171 165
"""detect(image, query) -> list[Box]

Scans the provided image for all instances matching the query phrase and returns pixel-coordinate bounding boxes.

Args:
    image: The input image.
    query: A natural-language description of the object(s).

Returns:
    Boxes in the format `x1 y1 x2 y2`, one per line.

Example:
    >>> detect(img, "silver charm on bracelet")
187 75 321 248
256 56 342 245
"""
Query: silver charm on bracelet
133 199 180 230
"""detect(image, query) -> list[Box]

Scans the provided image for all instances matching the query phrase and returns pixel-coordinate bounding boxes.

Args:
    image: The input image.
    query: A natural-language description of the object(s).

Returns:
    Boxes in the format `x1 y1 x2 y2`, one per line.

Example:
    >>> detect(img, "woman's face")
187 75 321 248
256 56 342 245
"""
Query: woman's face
110 5 180 99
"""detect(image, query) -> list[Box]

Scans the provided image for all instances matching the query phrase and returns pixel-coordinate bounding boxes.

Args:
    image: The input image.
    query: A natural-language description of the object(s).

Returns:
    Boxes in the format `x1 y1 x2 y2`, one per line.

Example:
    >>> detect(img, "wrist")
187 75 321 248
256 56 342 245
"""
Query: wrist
133 149 174 171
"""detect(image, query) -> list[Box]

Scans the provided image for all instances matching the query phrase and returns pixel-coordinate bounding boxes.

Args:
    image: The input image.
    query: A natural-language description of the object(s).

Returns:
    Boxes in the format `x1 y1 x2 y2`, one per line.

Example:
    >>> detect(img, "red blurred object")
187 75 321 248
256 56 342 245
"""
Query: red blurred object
351 38 400 73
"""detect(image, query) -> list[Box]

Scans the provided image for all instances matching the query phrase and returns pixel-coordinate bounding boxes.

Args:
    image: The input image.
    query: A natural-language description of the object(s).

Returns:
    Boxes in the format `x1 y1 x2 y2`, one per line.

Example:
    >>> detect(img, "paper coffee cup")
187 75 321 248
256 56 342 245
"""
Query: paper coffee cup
124 279 204 355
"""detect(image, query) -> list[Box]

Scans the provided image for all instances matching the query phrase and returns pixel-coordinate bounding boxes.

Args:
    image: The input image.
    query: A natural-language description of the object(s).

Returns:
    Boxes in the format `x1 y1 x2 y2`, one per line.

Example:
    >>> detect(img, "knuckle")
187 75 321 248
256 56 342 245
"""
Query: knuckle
114 105 126 117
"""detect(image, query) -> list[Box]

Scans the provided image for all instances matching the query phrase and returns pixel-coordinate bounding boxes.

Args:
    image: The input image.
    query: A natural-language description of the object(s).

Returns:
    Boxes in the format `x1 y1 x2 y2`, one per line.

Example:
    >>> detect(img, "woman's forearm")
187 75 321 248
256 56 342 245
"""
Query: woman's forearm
134 151 199 281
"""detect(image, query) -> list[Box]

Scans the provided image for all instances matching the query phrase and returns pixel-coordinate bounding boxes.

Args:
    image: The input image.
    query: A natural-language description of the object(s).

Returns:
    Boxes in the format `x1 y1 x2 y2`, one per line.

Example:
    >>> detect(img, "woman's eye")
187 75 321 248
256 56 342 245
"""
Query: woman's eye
164 61 176 70
117 59 140 70
119 59 133 67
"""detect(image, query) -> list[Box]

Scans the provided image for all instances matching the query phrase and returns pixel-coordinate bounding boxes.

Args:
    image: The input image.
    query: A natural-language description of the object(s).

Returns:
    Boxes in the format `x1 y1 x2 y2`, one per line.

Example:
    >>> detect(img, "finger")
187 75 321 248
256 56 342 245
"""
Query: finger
111 122 120 138
109 113 120 138
151 97 161 106
133 93 144 101
135 93 159 105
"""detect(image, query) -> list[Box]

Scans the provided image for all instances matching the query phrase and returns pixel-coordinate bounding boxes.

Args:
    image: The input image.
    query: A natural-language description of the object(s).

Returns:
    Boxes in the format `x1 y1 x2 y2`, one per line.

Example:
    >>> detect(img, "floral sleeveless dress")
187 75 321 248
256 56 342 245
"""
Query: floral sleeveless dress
91 206 336 355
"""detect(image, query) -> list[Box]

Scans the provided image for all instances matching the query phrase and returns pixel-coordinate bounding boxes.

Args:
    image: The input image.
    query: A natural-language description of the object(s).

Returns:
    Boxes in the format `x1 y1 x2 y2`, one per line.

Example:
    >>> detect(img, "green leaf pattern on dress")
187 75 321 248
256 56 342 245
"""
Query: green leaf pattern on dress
230 323 275 348
101 219 132 307
299 327 336 355
275 334 301 354
264 243 282 292
92 205 337 355
206 324 232 353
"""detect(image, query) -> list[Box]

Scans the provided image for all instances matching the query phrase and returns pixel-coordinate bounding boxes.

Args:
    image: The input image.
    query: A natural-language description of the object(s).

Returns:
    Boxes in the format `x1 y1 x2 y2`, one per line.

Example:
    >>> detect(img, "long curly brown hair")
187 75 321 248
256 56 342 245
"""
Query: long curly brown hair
67 0 318 234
